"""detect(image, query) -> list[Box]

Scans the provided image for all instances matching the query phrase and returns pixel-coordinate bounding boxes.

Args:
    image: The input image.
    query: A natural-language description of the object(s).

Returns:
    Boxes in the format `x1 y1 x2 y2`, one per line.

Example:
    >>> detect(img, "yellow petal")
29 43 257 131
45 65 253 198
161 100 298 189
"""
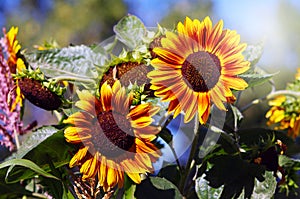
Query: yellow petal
126 172 141 184
69 146 89 167
100 81 112 111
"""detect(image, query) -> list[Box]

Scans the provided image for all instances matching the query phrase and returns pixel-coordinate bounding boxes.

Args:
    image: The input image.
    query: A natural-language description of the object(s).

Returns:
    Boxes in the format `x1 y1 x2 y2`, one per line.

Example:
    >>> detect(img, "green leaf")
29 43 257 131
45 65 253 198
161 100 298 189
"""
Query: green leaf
25 45 108 84
123 184 136 199
195 175 222 199
0 168 33 198
243 43 264 66
249 171 277 199
9 126 60 159
157 165 181 186
113 15 147 49
135 177 182 199
239 68 278 88
0 159 60 182
6 126 74 183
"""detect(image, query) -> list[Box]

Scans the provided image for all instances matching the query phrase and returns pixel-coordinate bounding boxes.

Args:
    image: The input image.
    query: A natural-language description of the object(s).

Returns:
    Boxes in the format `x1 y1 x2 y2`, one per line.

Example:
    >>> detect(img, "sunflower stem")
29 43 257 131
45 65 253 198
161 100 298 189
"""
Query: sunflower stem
240 89 300 112
266 90 300 99
169 142 183 172
178 114 200 196
13 129 20 150
48 75 95 84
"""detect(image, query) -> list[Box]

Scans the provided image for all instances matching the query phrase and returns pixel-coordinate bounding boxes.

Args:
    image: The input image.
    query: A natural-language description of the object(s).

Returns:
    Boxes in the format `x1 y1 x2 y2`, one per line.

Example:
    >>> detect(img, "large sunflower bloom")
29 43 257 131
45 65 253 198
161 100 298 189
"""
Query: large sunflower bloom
148 17 249 124
64 81 161 191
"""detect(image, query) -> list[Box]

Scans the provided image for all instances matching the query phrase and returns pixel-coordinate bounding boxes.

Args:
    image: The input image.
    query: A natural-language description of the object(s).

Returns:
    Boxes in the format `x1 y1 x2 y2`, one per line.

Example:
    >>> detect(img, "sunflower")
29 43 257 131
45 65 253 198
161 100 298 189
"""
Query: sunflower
266 95 300 138
64 80 161 191
147 17 249 124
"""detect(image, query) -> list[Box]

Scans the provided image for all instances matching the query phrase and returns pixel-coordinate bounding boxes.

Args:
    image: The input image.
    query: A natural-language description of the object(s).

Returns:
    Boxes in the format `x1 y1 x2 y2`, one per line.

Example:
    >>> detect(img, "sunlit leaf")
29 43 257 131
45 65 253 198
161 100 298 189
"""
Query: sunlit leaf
250 171 277 199
239 69 278 88
243 43 264 67
113 15 147 49
25 45 108 85
9 126 60 159
5 126 74 183
196 175 222 199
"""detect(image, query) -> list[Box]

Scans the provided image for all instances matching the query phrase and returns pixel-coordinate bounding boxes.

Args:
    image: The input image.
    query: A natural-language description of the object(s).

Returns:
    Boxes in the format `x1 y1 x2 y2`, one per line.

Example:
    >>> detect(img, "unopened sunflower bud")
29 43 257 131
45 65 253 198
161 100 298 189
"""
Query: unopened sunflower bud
18 78 62 110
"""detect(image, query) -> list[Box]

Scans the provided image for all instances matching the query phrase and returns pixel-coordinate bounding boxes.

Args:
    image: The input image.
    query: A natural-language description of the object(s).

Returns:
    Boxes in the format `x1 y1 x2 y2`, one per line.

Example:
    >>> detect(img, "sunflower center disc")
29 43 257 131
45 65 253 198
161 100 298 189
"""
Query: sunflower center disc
181 51 221 92
92 111 135 157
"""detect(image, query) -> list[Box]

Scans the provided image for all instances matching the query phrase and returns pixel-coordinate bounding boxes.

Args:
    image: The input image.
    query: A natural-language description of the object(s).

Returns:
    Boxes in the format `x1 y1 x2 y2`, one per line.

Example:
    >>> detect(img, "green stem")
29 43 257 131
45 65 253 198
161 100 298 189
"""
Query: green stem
13 129 20 150
241 89 300 112
49 75 95 84
169 143 183 172
266 90 300 99
53 110 62 122
179 114 200 196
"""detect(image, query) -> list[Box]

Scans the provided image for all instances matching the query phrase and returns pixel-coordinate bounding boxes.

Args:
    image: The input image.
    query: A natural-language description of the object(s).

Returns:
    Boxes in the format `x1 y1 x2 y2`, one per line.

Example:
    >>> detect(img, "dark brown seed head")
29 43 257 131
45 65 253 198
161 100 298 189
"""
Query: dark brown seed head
181 51 221 92
100 62 152 87
18 78 62 110
91 110 135 158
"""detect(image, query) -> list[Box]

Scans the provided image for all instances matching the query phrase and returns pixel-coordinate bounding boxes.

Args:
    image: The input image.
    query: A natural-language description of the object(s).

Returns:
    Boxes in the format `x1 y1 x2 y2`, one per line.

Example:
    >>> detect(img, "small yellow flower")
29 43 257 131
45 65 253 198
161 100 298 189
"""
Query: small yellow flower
296 68 300 80
288 117 300 138
266 95 300 139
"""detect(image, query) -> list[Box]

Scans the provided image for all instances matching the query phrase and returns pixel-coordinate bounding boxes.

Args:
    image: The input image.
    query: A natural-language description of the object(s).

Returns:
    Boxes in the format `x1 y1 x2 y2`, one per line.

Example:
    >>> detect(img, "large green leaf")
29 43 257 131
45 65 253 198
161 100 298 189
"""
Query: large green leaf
0 159 59 182
239 68 278 88
25 45 108 84
5 126 74 183
239 72 276 88
135 177 182 199
113 15 147 49
9 126 60 159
